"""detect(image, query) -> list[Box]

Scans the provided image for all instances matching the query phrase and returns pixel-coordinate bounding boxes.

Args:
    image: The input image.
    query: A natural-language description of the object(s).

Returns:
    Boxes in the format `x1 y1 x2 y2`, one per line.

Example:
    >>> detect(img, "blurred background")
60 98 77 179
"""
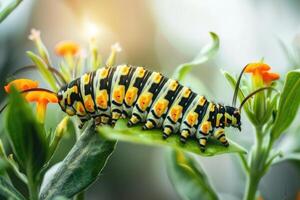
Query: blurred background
0 0 300 199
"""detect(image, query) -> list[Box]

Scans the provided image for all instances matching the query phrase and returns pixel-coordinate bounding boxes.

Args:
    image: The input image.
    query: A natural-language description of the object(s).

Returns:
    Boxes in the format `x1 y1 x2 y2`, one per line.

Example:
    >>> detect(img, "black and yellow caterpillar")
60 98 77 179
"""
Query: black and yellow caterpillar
57 65 242 151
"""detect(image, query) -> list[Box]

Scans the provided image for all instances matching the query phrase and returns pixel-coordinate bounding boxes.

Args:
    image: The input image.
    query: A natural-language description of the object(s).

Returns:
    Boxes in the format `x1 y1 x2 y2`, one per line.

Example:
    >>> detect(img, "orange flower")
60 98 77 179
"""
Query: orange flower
25 91 58 123
245 62 280 86
4 79 38 93
55 41 80 56
262 71 280 85
245 63 270 74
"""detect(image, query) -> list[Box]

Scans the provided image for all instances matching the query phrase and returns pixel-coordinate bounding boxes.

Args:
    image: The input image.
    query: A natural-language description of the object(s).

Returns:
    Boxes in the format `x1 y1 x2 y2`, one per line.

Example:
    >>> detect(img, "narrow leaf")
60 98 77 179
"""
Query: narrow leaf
272 153 300 166
271 70 300 139
39 123 116 199
0 0 22 23
0 177 25 200
167 150 218 200
26 51 58 91
173 32 219 82
98 119 247 156
5 87 48 176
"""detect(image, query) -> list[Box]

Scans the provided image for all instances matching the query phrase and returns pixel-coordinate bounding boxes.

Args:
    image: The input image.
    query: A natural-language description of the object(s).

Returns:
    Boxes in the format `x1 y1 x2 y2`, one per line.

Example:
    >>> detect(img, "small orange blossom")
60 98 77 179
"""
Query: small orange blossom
4 79 38 93
245 62 280 86
4 79 58 123
25 91 58 123
55 41 80 56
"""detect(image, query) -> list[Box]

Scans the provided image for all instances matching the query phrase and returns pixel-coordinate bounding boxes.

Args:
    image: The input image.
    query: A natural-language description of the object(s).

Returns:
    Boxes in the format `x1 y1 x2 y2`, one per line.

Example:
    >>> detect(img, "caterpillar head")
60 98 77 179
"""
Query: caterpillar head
225 106 241 131
57 86 67 111
57 85 76 116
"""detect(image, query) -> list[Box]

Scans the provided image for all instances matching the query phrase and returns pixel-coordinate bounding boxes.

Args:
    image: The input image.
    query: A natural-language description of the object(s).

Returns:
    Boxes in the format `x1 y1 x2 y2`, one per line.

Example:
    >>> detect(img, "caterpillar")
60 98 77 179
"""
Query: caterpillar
55 64 245 151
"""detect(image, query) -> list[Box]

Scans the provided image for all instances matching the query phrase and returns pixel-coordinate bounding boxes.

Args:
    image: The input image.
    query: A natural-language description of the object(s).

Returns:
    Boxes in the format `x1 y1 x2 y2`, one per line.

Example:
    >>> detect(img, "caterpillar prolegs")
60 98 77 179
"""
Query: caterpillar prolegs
57 65 242 151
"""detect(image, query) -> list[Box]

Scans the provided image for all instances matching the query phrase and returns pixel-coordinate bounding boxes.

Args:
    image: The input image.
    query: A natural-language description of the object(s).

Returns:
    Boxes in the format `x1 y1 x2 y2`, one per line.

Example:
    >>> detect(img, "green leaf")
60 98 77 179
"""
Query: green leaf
173 32 219 82
26 51 58 91
0 0 22 23
271 70 300 139
5 87 48 176
271 153 300 168
39 123 116 199
0 176 25 200
98 119 247 156
166 150 218 200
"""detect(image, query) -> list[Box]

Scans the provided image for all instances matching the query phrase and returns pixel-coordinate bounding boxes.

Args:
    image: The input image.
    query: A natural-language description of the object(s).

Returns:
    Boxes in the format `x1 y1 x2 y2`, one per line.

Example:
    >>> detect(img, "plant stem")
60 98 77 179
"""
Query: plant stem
244 175 260 200
238 153 249 173
27 168 39 200
243 126 265 200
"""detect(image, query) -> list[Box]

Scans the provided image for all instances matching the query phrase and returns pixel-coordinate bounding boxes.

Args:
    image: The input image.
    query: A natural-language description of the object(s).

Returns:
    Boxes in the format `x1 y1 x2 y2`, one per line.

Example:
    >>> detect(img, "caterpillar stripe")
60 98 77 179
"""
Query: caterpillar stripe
57 65 242 151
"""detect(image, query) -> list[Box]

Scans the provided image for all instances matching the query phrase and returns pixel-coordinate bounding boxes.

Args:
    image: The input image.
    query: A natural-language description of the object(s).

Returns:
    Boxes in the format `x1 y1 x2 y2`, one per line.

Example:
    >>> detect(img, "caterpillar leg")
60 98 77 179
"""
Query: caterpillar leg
214 128 229 147
198 136 208 152
142 119 156 130
180 129 190 143
196 120 212 151
162 125 173 139
127 114 141 126
94 116 102 126
111 110 122 125
78 117 89 129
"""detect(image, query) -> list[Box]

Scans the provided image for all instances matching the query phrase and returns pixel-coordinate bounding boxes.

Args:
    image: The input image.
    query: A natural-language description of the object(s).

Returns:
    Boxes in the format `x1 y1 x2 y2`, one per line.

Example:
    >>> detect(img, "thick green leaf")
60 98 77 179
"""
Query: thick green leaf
271 70 300 139
173 32 219 82
26 51 58 91
98 119 246 156
39 123 116 199
5 88 48 176
166 150 218 200
0 0 22 23
0 176 25 200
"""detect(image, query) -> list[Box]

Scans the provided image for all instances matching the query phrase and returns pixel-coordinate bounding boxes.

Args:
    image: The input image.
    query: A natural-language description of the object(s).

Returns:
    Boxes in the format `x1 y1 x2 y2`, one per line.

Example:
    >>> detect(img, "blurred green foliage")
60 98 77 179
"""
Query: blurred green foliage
0 0 22 23
166 150 218 200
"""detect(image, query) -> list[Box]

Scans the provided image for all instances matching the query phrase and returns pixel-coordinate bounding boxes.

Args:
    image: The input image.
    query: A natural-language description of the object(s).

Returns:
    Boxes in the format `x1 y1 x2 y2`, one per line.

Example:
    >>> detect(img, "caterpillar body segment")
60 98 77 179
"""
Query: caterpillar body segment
57 65 242 151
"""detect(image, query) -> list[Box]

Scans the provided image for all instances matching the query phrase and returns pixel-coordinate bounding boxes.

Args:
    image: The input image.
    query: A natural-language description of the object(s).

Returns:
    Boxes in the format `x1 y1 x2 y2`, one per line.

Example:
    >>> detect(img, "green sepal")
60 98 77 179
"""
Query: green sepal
173 32 219 82
166 150 218 200
98 119 247 156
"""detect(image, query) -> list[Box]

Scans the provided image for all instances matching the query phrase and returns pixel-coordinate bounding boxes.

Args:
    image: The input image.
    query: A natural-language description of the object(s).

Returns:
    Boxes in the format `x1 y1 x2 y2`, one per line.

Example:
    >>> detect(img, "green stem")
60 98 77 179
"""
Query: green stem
244 175 260 200
243 126 264 200
238 153 249 173
27 168 39 200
